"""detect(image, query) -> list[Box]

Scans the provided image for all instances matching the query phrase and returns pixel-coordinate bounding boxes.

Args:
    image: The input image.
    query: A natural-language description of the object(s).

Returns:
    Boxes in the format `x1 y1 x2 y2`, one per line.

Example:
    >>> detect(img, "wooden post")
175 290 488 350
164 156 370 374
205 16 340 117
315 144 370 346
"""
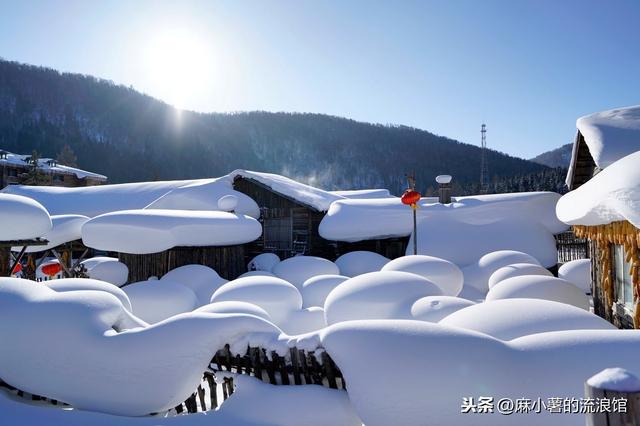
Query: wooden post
412 207 417 255
585 368 640 426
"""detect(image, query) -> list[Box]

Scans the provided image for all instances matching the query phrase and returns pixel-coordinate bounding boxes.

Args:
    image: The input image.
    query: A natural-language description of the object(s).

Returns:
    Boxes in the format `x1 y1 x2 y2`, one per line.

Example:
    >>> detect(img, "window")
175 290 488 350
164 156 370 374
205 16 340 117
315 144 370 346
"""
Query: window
613 244 634 309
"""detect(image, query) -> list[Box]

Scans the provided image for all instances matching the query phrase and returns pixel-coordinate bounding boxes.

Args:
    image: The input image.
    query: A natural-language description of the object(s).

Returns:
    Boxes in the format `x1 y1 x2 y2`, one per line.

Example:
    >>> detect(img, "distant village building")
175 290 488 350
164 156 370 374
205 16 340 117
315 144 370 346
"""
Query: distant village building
0 150 107 189
558 105 640 329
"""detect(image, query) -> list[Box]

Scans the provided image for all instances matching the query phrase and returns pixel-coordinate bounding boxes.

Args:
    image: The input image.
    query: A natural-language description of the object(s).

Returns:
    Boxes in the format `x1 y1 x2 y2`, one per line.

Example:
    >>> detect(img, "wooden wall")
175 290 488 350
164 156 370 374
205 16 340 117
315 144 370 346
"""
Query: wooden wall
119 245 246 283
568 132 599 190
335 236 410 260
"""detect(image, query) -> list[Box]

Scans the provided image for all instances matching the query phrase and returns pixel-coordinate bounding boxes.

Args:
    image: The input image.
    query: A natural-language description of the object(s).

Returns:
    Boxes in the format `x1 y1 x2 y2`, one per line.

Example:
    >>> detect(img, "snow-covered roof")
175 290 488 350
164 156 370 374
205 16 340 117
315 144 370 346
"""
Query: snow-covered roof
566 105 640 186
328 189 393 199
0 150 107 181
229 170 344 211
0 193 52 241
557 150 640 228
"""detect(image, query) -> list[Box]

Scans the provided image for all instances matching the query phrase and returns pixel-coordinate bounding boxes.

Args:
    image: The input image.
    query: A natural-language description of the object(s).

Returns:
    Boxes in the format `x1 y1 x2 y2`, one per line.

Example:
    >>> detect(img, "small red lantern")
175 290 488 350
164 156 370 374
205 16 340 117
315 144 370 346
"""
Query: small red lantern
42 263 62 277
11 263 22 275
401 189 421 206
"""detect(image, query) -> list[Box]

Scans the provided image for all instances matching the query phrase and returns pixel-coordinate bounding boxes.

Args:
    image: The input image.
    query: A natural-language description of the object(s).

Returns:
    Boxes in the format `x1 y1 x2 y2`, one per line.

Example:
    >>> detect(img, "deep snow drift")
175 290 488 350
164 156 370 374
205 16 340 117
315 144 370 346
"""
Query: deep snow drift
0 193 52 241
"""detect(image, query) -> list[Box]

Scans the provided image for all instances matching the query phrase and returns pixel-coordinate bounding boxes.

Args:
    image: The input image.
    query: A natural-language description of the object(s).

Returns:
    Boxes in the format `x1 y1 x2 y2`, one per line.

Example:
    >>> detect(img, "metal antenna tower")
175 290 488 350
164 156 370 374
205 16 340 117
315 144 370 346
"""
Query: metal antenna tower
480 123 488 194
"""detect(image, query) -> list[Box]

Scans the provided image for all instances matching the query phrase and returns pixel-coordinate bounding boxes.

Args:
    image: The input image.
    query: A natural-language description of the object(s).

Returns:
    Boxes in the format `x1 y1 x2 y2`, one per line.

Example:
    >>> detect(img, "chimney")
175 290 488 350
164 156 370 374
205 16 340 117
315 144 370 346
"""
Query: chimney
436 175 452 204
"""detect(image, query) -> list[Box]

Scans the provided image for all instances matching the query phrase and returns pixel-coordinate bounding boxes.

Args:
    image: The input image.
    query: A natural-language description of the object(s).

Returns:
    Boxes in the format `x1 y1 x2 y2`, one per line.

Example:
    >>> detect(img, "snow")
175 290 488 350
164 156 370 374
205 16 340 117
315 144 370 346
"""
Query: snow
280 307 327 335
210 276 303 326
334 251 390 277
487 263 552 289
462 250 543 295
558 259 592 294
587 368 640 392
122 280 199 323
328 189 393 199
320 320 640 426
0 193 52 240
323 271 443 325
0 150 107 181
486 275 590 310
246 253 281 272
81 209 262 254
272 256 340 290
557 150 640 228
11 214 88 252
440 299 615 340
161 265 228 306
301 275 349 308
238 270 276 278
217 194 239 211
381 255 464 296
194 301 273 322
575 105 640 170
0 277 287 416
46 278 133 312
410 296 475 322
80 257 129 287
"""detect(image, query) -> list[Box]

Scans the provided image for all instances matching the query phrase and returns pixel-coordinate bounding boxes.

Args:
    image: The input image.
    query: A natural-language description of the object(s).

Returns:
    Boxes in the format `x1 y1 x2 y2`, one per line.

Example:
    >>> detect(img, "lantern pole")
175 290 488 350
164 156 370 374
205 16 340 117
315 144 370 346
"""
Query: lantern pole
412 204 417 255
401 172 420 256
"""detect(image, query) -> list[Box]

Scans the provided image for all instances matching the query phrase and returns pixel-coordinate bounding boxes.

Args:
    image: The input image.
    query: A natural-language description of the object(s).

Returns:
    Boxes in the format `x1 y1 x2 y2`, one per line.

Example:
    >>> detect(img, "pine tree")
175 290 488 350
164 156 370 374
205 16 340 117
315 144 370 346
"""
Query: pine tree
56 144 78 167
19 150 49 185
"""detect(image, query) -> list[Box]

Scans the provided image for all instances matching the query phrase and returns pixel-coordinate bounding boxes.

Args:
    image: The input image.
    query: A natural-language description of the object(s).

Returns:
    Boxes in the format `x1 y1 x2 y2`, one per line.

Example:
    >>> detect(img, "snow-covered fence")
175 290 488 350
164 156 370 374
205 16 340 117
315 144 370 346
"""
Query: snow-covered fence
556 231 590 263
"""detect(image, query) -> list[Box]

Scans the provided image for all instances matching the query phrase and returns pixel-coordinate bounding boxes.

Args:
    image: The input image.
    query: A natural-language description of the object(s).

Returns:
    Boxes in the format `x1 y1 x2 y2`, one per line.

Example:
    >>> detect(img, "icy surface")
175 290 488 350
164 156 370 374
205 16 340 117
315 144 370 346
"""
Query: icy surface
462 250 543 295
410 296 475 322
587 368 640 392
320 320 640 426
80 257 129 287
12 214 88 252
558 259 592 294
486 275 590 310
382 255 464 296
440 299 615 340
334 251 390 277
210 276 303 325
301 274 349 308
161 265 228 306
0 193 52 240
324 271 443 325
123 280 199 323
272 256 340 290
558 150 640 228
246 253 281 272
46 278 133 312
82 209 262 254
487 263 552 289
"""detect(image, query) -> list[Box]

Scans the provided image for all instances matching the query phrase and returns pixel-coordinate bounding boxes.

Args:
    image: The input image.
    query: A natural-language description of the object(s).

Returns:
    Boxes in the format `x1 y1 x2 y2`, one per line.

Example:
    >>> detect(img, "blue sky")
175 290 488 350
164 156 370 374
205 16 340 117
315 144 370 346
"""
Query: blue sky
0 0 638 158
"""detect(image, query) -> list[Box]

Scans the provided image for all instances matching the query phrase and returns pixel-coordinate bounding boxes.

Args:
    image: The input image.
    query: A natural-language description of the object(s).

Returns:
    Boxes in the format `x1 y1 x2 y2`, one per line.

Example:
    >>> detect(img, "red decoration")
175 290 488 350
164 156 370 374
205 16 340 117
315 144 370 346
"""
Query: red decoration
401 189 421 206
42 263 62 277
11 263 22 274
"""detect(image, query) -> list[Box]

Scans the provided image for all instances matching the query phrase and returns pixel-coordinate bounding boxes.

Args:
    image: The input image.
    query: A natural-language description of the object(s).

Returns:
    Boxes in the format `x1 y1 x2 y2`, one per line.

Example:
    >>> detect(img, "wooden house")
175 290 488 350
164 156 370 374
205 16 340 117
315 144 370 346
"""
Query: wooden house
560 105 640 329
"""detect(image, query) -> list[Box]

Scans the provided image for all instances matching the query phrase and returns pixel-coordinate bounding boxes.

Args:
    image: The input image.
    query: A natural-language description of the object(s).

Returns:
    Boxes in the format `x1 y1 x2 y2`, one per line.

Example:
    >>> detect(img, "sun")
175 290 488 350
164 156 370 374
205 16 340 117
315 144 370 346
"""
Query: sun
146 29 213 110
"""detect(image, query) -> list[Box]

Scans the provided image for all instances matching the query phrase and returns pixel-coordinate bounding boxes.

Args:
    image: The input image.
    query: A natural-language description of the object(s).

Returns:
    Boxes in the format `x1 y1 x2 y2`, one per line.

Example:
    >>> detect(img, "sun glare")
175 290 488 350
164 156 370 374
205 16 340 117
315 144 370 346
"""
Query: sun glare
146 29 214 110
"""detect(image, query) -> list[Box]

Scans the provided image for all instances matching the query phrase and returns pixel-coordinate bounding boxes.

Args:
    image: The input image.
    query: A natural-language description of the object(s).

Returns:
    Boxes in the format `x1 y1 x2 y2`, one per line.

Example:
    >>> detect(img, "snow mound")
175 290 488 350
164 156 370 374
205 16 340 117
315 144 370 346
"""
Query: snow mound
161 264 227 306
12 214 88 252
486 275 589 310
247 252 281 272
334 251 390 277
280 307 327 335
0 193 52 240
46 278 133 312
80 257 129 287
329 188 393 199
217 194 238 211
211 276 303 325
462 250 542 294
382 255 464 296
440 298 614 340
410 296 475 322
82 209 262 254
123 280 198 323
324 271 443 325
587 368 640 392
488 263 552 289
320 320 640 426
558 259 592 294
194 301 273 322
0 277 282 416
558 151 640 228
239 270 277 278
272 256 340 290
302 274 349 308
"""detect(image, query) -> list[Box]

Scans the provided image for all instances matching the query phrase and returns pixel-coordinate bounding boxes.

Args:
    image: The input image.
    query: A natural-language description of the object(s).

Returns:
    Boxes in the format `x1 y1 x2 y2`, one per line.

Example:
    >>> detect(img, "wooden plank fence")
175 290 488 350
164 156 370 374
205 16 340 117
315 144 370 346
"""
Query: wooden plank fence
556 230 590 263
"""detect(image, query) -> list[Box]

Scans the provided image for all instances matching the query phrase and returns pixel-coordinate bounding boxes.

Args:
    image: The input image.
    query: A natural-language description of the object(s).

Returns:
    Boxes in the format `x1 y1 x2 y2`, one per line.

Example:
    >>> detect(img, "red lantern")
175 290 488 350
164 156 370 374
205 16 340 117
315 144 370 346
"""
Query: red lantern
401 189 421 206
11 263 22 274
42 263 62 277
